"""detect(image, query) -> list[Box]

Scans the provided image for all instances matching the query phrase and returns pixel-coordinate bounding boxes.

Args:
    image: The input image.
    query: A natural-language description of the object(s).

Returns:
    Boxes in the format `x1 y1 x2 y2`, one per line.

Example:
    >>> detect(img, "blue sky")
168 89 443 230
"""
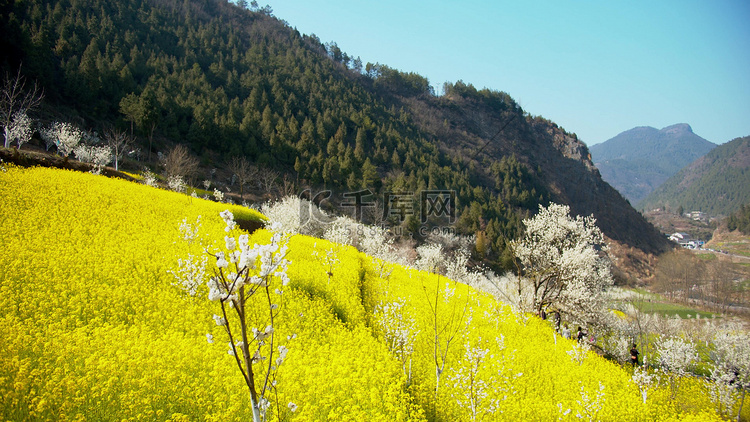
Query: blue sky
265 0 750 146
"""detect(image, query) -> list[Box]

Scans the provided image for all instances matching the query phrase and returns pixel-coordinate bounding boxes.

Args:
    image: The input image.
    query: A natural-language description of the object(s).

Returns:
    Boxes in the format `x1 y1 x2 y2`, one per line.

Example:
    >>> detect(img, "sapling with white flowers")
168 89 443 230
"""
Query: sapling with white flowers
173 211 295 422
375 298 419 384
416 242 471 417
449 335 520 421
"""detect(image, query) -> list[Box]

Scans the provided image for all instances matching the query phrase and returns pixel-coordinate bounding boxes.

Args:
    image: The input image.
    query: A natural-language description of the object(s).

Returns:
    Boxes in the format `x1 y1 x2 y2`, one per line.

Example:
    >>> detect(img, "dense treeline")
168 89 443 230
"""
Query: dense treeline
1 0 552 270
727 203 750 234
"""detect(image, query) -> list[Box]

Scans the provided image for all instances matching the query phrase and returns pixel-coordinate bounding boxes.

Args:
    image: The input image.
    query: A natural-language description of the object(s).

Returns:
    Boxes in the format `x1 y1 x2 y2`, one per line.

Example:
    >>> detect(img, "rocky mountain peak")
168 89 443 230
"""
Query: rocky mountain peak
661 123 693 136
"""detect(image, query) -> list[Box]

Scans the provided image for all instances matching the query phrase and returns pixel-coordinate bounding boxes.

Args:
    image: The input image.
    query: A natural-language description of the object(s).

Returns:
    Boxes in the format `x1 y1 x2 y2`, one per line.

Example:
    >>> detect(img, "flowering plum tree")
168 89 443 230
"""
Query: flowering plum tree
510 203 613 325
173 211 294 422
709 326 750 421
261 195 330 237
1 68 43 148
575 381 606 422
449 335 520 421
655 336 698 399
5 111 33 149
632 365 659 404
375 298 419 384
416 242 471 413
74 144 113 174
40 121 82 158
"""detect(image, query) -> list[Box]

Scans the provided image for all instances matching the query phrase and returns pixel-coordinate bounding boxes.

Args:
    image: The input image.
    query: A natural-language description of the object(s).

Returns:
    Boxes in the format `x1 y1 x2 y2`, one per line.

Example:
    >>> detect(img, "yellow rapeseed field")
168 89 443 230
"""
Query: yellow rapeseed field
0 165 727 421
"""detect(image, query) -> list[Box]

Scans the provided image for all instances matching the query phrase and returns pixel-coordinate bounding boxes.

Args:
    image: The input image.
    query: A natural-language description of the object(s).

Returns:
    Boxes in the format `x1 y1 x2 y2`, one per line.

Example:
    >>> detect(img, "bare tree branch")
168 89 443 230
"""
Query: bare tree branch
228 156 257 199
1 67 44 148
162 144 200 184
105 127 134 172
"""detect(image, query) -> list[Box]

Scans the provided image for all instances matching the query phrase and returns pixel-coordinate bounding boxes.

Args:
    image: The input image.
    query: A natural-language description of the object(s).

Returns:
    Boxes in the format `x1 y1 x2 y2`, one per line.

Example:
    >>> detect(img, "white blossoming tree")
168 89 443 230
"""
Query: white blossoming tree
510 203 613 325
74 144 113 174
5 111 33 149
575 381 606 422
416 242 471 414
39 121 82 158
167 174 186 193
655 336 698 399
632 365 659 404
173 211 294 422
709 326 750 421
375 298 419 384
261 195 331 237
449 335 520 421
1 68 43 148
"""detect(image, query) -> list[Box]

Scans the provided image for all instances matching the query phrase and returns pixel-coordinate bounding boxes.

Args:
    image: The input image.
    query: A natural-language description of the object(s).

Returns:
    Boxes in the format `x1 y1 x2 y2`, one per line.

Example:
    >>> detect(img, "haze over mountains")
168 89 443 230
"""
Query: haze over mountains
589 124 716 206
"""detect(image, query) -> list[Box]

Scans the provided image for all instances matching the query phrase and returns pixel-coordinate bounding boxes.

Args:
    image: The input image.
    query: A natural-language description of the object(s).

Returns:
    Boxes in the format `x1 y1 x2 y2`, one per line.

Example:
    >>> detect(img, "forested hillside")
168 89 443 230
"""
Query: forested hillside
640 136 750 216
727 203 750 234
0 0 670 270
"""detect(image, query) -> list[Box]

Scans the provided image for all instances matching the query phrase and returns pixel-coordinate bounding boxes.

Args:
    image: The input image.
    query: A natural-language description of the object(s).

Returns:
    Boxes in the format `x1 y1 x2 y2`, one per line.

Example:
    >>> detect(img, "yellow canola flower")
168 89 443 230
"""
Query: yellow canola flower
0 165 731 421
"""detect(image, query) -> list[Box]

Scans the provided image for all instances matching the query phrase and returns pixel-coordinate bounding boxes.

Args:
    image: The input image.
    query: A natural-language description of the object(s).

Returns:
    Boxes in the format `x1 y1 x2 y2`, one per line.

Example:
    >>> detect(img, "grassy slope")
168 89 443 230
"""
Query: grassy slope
0 165 725 421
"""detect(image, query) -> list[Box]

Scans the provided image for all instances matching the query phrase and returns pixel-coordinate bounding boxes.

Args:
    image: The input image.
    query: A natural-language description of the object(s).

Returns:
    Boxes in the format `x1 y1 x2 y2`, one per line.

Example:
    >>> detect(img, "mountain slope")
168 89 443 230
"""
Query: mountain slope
589 124 715 205
0 0 671 264
640 135 750 216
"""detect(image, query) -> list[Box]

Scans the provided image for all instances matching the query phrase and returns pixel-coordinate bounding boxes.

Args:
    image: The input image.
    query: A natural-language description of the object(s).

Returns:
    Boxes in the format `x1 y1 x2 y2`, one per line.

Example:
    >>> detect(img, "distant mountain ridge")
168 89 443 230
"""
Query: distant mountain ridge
589 124 715 205
640 135 750 216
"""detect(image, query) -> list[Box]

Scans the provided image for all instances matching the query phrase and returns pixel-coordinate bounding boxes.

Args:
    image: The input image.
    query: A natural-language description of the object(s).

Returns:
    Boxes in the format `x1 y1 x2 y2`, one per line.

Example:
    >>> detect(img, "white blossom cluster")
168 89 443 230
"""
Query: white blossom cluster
450 340 493 420
4 111 33 149
167 174 186 192
141 170 157 187
655 337 698 378
600 330 632 364
322 215 408 281
260 196 410 279
631 365 659 404
415 243 444 274
39 121 82 157
323 216 357 246
375 298 419 378
509 203 613 325
170 253 209 297
449 335 520 420
261 195 331 237
213 188 224 202
567 342 590 366
179 216 202 244
575 381 605 422
708 325 750 418
205 216 290 307
74 144 113 174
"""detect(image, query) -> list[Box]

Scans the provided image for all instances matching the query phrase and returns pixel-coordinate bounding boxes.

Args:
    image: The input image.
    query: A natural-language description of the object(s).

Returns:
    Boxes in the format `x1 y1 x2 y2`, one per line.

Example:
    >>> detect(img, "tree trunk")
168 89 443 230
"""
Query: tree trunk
737 388 745 422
